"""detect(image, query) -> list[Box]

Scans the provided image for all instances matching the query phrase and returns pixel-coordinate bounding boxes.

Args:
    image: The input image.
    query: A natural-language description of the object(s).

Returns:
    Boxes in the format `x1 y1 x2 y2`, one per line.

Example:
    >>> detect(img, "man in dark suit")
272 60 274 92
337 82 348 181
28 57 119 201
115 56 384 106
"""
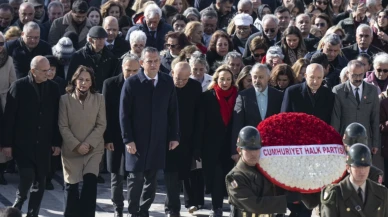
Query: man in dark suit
231 63 283 161
295 14 319 52
341 24 382 61
103 16 130 59
331 60 380 157
103 53 140 217
119 47 179 217
1 56 61 217
281 63 334 124
41 1 63 42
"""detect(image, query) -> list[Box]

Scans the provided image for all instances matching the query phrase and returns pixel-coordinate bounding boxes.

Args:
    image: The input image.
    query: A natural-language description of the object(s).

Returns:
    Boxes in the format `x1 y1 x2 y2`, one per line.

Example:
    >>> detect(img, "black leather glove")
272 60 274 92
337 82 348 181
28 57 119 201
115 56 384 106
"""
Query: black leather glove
285 191 302 203
193 149 201 162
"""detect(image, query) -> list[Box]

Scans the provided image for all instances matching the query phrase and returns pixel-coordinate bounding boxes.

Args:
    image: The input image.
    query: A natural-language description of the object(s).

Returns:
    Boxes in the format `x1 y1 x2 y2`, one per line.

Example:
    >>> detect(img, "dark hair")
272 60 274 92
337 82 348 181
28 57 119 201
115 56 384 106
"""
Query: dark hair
171 14 188 26
63 31 79 50
216 0 234 4
1 207 22 217
236 65 252 90
274 6 290 15
87 7 103 25
0 3 14 14
249 35 268 52
291 0 305 17
118 16 132 29
377 9 388 29
311 52 329 68
162 5 178 19
311 13 333 30
270 63 295 88
72 0 89 14
208 30 234 53
313 0 334 17
357 53 373 65
66 66 96 94
164 31 191 49
281 26 306 52
306 3 323 16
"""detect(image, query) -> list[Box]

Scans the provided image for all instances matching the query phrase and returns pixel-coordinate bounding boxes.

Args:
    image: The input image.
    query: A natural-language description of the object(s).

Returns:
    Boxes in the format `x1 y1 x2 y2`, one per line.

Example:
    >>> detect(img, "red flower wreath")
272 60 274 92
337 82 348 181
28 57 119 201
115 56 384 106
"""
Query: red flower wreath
255 112 346 193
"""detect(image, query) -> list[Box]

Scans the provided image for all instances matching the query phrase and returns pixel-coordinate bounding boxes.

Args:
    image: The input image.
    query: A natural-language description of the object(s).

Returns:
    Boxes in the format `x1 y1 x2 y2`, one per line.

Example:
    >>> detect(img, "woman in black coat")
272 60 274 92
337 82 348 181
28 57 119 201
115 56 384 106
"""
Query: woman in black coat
197 64 238 217
206 30 234 75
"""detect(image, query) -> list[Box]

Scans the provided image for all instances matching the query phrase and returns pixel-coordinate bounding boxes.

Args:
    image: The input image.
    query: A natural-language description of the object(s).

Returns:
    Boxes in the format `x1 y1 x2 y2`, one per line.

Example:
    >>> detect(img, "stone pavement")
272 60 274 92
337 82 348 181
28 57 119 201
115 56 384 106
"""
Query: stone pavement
0 172 319 217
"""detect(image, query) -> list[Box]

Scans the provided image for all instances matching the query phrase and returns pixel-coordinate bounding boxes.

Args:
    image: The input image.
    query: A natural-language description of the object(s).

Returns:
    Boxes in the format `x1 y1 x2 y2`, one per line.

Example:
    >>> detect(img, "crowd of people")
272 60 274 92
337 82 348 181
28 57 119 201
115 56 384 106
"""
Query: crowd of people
0 0 387 216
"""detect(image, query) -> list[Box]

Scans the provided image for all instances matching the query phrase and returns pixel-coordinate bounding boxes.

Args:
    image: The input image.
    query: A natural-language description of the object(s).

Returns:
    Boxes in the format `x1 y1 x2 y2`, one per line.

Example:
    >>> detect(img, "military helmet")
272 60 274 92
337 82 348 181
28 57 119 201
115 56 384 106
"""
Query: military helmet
343 123 368 146
236 126 262 150
346 143 372 167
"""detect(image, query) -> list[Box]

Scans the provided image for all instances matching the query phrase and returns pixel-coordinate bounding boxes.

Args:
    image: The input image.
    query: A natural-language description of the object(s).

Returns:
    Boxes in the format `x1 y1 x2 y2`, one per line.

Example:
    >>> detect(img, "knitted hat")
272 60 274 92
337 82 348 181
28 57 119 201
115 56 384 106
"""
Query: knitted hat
52 37 76 60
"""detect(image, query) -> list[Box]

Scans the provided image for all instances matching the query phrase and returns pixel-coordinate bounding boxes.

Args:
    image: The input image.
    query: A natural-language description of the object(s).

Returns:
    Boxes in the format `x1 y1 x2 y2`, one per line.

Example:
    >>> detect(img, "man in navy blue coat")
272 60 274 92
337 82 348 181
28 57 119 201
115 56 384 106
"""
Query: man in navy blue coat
119 47 180 217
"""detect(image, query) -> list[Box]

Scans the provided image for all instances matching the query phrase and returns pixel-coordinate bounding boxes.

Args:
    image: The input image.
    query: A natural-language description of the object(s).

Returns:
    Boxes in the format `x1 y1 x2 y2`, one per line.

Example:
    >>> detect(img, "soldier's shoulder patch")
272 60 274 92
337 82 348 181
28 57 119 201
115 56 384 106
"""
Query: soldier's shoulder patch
226 173 239 189
321 184 337 205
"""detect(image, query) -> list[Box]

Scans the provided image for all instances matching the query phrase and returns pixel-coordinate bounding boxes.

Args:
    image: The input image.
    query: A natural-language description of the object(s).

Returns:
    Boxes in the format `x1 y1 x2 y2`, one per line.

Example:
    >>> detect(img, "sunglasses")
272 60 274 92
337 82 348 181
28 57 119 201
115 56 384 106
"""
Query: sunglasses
377 69 388 73
316 1 328 5
315 23 326 27
165 44 179 48
264 28 276 33
253 53 265 58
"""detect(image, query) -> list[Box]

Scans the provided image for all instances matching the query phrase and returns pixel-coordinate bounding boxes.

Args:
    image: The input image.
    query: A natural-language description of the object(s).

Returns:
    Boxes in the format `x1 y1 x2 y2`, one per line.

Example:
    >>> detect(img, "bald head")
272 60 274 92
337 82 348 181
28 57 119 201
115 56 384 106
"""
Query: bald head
305 63 324 93
172 62 191 88
19 2 35 24
103 16 119 43
31 56 50 83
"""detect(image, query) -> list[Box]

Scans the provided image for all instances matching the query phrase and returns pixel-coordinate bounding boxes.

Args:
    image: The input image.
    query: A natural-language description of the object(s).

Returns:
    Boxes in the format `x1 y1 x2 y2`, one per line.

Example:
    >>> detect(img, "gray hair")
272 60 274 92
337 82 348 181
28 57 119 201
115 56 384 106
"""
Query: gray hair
144 4 162 19
200 8 218 20
48 1 64 12
366 0 380 7
266 46 284 60
340 66 348 80
238 0 252 8
19 2 34 12
322 33 342 46
262 14 279 26
373 52 388 67
0 32 5 41
189 51 209 72
122 53 140 65
223 51 243 64
23 21 40 32
9 0 23 4
356 24 373 35
251 63 270 76
347 60 365 70
295 13 310 22
183 7 200 20
140 47 159 61
130 30 147 45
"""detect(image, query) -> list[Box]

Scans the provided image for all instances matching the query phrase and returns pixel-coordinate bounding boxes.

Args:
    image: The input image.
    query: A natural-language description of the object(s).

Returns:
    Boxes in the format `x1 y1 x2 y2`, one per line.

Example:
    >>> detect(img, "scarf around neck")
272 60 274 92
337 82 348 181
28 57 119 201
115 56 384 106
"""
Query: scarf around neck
214 84 237 126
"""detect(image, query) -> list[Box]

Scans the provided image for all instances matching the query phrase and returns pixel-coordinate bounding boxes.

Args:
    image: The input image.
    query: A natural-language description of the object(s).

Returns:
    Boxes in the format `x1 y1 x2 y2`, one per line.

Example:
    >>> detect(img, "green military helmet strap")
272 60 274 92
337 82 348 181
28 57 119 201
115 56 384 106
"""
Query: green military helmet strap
343 123 368 146
236 126 262 150
346 143 372 167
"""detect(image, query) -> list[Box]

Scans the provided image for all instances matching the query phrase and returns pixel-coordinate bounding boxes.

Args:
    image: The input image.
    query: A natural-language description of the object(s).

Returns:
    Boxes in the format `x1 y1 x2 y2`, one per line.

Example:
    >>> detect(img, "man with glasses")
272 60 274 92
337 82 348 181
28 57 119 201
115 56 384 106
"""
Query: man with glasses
120 47 179 217
1 55 61 217
342 24 382 61
331 60 380 159
103 16 130 58
5 21 51 78
48 0 92 47
232 13 253 55
67 26 118 92
243 36 268 66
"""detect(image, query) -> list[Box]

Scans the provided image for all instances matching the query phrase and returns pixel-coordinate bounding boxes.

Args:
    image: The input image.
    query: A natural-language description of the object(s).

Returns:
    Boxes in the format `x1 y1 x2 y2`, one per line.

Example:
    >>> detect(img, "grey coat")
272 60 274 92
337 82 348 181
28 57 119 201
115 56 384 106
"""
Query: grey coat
331 81 380 148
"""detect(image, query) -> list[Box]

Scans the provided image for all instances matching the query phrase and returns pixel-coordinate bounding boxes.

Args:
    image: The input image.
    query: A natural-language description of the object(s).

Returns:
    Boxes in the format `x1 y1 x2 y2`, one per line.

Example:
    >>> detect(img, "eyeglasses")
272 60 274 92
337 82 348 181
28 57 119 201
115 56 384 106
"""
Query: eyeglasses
376 69 388 73
316 1 328 5
351 73 365 78
253 53 265 58
264 28 276 33
35 69 53 73
165 44 179 48
315 23 326 27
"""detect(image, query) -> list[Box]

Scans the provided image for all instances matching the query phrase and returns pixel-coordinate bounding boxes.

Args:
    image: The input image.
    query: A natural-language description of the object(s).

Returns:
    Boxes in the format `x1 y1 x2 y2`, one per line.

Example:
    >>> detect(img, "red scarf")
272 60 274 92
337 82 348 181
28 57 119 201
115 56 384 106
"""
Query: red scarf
214 84 238 126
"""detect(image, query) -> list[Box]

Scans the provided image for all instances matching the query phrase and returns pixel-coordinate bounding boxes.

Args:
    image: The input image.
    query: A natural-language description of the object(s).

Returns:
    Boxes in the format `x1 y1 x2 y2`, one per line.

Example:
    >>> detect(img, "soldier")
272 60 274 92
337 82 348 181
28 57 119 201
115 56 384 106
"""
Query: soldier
343 122 384 184
225 126 300 217
321 143 388 217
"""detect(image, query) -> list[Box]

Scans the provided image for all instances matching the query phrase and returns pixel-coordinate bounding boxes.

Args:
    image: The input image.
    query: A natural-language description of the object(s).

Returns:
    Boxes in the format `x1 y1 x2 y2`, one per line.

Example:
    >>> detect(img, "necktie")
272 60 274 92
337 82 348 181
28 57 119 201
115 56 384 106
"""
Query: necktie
358 187 363 203
151 79 155 87
150 31 156 39
355 87 360 105
107 44 113 50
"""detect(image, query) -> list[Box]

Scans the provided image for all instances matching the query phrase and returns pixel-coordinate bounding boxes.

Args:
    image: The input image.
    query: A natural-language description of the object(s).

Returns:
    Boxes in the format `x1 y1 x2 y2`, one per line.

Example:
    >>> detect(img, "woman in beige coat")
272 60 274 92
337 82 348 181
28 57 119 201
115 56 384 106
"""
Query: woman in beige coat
58 65 106 217
0 31 16 185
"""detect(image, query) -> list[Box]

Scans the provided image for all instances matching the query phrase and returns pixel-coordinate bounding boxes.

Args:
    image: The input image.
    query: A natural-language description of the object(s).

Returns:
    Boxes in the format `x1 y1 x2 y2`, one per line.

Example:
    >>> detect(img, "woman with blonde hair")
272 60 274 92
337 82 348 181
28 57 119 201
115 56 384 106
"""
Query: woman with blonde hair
184 21 207 53
165 0 188 14
4 26 21 41
292 58 310 83
198 64 237 217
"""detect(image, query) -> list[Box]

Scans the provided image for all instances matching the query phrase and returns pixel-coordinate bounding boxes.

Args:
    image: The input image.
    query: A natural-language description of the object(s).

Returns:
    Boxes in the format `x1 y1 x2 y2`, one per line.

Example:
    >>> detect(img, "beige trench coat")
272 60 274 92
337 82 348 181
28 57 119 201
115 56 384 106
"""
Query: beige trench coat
58 92 106 184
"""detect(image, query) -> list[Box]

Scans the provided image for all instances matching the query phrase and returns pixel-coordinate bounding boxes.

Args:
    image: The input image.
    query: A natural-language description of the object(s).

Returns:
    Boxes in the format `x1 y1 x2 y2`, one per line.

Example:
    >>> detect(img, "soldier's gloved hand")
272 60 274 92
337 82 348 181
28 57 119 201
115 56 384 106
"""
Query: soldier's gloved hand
193 149 201 162
285 191 302 203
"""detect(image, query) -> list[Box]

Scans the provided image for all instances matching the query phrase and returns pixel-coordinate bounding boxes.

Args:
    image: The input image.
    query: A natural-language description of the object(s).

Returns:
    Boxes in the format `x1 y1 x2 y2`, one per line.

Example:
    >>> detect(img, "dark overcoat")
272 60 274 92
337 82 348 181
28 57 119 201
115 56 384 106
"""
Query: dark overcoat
281 82 334 124
119 70 180 172
165 79 202 179
1 74 61 175
103 73 126 174
6 38 52 79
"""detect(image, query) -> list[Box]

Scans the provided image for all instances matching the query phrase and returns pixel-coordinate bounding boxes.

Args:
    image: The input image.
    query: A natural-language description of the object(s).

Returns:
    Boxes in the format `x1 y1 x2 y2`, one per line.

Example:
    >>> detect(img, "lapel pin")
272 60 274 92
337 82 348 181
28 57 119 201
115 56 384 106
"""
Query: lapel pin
378 207 381 211
364 96 366 99
346 208 350 212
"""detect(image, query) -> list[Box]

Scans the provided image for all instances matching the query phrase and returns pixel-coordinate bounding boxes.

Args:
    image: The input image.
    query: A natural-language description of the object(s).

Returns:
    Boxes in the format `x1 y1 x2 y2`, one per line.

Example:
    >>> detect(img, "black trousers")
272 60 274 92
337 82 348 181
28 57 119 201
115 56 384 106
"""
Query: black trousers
0 163 6 173
164 172 182 213
127 170 157 216
288 203 312 217
46 155 60 182
64 173 98 217
183 169 204 208
14 167 46 216
211 163 226 209
111 173 125 211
